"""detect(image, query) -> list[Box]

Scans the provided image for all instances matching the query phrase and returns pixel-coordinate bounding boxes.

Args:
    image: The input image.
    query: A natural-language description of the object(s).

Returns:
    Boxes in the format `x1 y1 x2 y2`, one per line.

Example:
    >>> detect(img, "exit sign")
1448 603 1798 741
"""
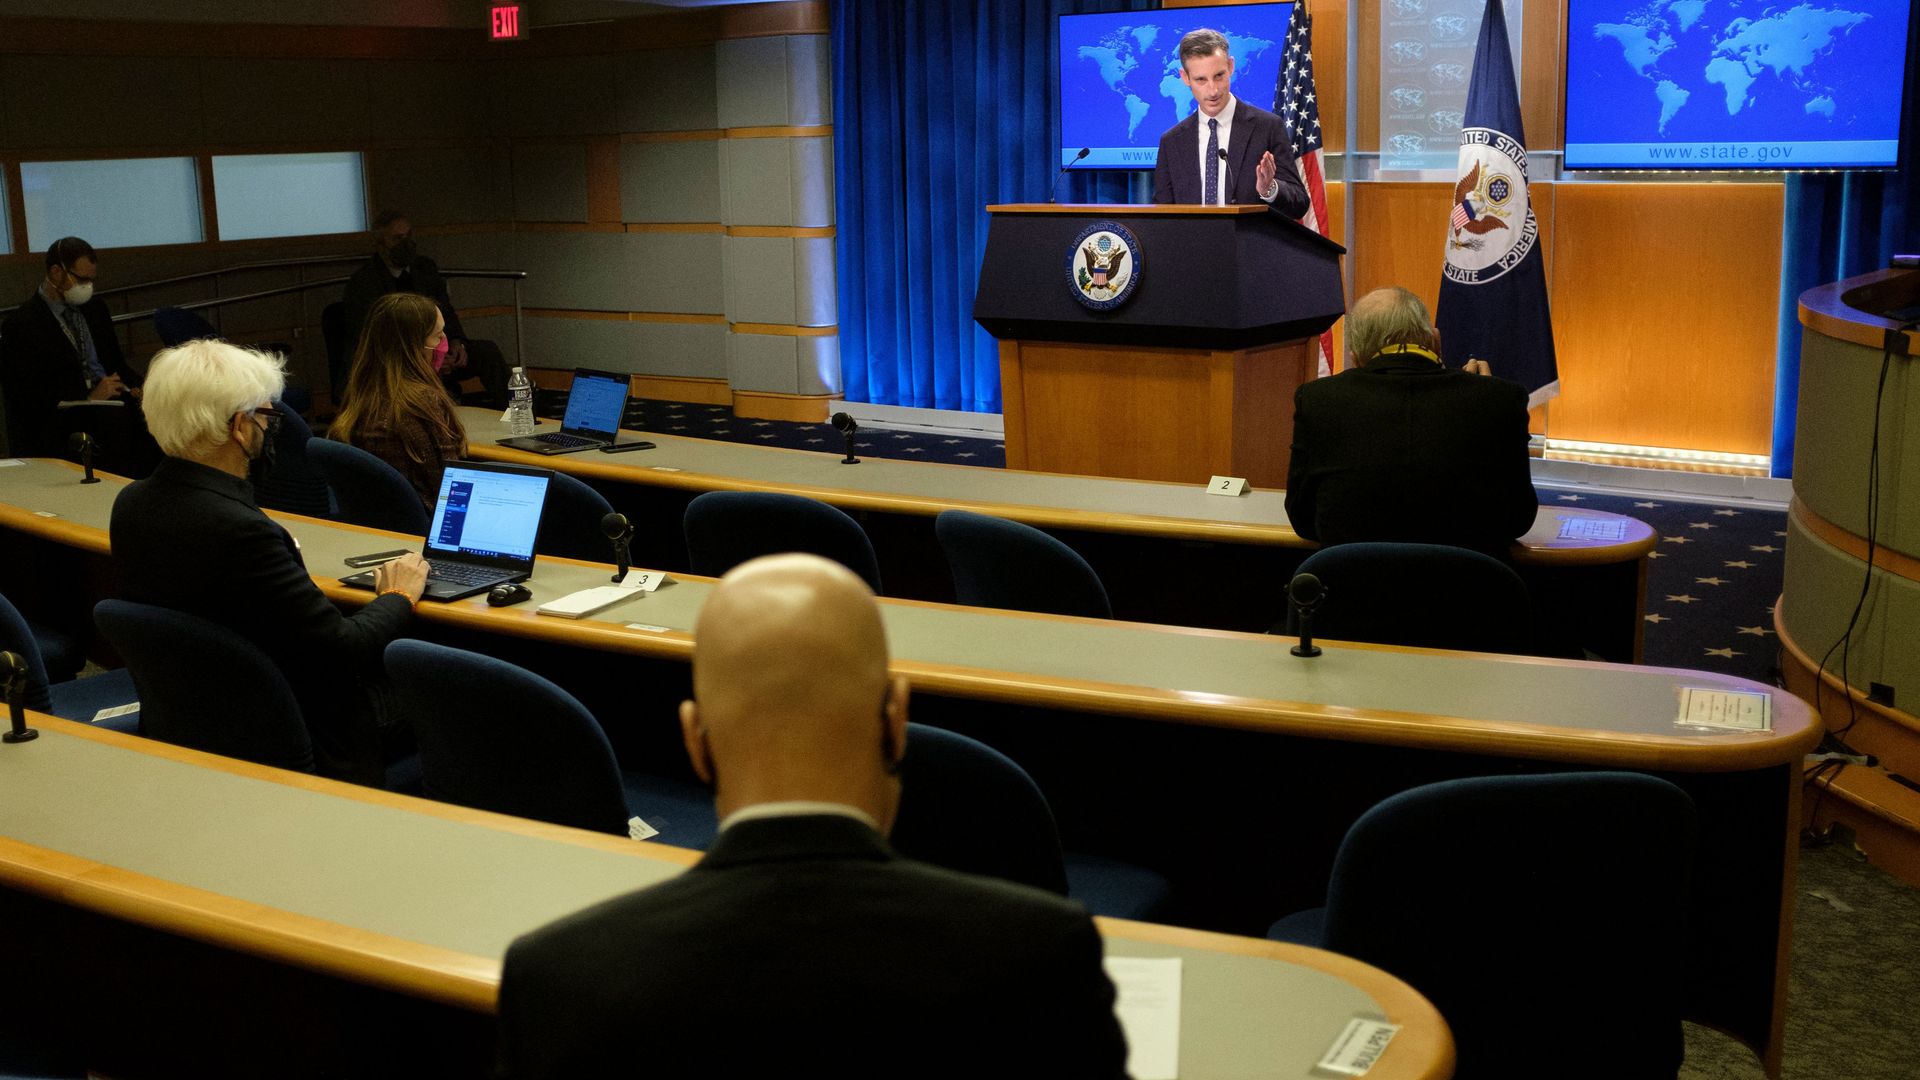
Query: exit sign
490 4 524 40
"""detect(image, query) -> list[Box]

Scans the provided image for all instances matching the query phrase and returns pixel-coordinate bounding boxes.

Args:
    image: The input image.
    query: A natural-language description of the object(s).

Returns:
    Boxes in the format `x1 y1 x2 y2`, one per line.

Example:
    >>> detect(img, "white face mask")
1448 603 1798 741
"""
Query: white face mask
61 281 93 306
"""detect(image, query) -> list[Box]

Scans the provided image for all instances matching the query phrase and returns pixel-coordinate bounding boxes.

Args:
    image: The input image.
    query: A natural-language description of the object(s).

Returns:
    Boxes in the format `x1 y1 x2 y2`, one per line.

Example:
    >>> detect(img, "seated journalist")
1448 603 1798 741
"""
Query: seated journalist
109 339 428 785
0 236 158 474
497 554 1130 1079
330 293 467 510
1285 286 1538 558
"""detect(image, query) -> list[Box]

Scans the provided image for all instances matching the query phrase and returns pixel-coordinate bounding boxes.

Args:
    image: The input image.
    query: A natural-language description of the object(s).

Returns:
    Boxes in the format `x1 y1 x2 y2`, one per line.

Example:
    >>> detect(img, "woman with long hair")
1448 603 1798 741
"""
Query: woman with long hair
331 293 466 509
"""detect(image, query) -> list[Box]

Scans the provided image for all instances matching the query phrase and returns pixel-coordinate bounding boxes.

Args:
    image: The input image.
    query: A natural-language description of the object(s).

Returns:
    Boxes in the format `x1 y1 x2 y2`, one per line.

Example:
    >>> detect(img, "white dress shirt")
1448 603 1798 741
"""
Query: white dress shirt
1192 95 1279 206
719 800 878 833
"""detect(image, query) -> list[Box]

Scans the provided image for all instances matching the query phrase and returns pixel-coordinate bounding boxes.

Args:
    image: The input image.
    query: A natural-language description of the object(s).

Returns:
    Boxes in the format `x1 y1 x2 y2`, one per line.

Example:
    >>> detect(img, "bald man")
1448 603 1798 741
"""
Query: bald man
496 555 1129 1079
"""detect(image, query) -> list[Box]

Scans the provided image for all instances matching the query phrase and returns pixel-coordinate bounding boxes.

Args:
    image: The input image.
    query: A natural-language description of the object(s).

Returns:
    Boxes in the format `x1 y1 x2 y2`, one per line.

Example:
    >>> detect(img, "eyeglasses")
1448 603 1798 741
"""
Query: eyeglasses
244 406 283 438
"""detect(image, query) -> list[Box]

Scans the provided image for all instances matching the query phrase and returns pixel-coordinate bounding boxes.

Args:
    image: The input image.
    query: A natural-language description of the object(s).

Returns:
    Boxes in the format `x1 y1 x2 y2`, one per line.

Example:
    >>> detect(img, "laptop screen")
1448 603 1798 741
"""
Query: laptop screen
561 370 629 436
425 463 552 563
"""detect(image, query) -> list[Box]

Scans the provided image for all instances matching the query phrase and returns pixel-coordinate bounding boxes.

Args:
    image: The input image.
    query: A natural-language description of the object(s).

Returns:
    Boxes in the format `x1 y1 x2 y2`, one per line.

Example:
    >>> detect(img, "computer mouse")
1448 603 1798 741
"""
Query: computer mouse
487 583 533 607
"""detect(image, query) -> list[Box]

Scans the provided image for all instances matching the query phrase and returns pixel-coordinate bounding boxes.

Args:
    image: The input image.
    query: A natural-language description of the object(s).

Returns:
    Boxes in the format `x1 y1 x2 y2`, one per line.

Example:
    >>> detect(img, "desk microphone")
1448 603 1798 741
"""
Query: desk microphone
600 512 634 584
1216 148 1238 207
1287 573 1325 658
1049 147 1091 203
832 412 861 465
69 432 100 484
1 651 37 744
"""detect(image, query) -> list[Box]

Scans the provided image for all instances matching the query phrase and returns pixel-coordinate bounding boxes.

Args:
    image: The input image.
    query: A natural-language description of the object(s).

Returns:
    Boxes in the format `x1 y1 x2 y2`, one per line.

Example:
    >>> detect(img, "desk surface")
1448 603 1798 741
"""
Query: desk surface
0 458 1813 772
458 408 1655 566
0 717 1454 1080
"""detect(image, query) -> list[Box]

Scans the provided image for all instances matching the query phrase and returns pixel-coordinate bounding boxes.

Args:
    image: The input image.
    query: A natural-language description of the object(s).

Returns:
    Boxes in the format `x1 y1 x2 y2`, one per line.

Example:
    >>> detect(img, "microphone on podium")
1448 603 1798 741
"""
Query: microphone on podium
1287 573 1325 658
1216 148 1237 207
2 651 37 744
600 512 634 584
1049 147 1091 203
69 432 100 484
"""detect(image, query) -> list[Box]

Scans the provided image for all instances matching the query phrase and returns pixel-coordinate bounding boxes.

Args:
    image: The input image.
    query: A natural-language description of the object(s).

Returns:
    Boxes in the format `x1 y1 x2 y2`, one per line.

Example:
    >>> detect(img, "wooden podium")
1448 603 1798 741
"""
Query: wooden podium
973 204 1345 486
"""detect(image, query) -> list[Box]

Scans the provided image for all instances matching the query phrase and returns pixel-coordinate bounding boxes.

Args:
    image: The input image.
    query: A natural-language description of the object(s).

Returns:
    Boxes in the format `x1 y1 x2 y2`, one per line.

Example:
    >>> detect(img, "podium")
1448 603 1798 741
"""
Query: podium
973 204 1345 486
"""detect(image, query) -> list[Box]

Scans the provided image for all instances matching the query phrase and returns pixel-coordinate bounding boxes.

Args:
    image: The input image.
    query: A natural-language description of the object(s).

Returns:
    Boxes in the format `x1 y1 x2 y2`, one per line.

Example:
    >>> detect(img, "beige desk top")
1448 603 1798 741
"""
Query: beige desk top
458 408 1655 566
0 458 1814 773
0 718 1454 1080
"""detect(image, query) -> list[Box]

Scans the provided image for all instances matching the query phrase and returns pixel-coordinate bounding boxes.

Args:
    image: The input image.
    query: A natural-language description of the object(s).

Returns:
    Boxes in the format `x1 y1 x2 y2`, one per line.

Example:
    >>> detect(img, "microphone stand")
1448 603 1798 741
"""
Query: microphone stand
833 413 861 465
2 652 37 744
1217 148 1237 207
1288 574 1325 659
1049 147 1092 203
71 432 100 484
601 513 634 584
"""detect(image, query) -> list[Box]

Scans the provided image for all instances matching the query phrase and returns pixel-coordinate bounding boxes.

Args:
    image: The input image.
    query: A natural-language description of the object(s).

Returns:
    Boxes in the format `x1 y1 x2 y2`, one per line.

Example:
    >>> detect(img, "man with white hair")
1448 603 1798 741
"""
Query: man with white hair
110 339 427 784
497 554 1128 1078
1285 286 1537 557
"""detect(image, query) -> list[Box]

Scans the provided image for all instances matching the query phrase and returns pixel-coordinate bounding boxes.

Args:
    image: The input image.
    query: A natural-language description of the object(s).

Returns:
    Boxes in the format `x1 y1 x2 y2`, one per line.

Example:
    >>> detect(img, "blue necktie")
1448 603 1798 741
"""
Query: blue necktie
1204 118 1220 206
62 307 106 384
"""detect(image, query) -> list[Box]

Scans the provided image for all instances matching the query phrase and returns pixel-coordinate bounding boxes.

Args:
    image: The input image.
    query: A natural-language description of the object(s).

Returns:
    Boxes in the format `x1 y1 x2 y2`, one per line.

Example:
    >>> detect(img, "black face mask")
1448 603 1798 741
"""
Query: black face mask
246 410 280 487
387 239 418 266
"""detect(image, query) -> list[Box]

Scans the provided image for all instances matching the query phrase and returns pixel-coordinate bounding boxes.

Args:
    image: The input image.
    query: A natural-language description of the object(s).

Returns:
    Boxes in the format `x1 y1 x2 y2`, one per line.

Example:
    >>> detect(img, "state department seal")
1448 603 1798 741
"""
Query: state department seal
1067 221 1141 311
1443 126 1539 286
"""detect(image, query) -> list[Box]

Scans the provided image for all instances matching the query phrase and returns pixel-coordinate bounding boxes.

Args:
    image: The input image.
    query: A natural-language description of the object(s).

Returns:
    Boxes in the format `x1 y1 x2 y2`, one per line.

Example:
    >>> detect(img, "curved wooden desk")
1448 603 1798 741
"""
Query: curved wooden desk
0 717 1454 1080
0 458 1809 1075
458 408 1657 659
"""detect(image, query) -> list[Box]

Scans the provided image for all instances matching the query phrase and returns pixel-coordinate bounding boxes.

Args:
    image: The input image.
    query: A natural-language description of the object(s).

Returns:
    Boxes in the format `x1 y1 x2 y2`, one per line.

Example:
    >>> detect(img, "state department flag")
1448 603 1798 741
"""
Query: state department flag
1435 0 1559 408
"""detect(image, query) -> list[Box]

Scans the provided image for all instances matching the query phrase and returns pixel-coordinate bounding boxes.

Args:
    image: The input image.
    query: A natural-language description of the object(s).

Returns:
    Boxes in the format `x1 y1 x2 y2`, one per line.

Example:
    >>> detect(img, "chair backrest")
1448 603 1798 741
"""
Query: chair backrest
935 510 1111 619
93 599 314 773
537 471 617 562
0 590 55 713
1321 772 1697 1080
306 437 431 535
887 724 1069 896
248 401 333 519
683 491 883 592
383 640 631 835
152 306 220 347
1284 541 1533 654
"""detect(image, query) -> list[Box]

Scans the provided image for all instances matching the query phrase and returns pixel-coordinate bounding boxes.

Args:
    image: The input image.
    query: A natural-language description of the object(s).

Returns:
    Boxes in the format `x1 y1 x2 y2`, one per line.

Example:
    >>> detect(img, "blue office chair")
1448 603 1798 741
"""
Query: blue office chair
152 306 220 347
384 641 717 849
248 401 333 519
537 471 617 563
0 591 139 733
93 600 313 772
683 491 883 592
1280 542 1534 654
935 510 1111 618
1268 772 1697 1080
889 724 1170 920
306 438 430 535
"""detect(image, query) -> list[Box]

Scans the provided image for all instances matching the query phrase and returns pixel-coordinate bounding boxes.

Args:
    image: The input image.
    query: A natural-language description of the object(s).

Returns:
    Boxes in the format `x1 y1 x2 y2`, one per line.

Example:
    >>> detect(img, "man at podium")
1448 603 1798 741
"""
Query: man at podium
1152 29 1309 217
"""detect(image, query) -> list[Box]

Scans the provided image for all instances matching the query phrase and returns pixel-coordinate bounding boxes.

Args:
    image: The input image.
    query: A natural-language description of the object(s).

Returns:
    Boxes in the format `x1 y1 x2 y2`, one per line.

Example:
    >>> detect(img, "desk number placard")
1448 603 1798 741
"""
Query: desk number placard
617 570 668 593
1206 475 1251 497
1315 1017 1400 1076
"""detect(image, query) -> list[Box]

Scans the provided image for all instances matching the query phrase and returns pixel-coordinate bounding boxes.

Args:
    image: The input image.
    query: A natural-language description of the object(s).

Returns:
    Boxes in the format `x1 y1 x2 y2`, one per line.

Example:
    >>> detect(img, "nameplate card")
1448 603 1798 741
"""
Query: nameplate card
32 511 55 518
1677 688 1771 732
1557 516 1629 542
627 816 660 841
625 623 672 633
0 459 24 468
92 702 140 724
1206 475 1251 497
1103 956 1181 1080
650 466 683 473
1315 1017 1400 1076
615 569 668 593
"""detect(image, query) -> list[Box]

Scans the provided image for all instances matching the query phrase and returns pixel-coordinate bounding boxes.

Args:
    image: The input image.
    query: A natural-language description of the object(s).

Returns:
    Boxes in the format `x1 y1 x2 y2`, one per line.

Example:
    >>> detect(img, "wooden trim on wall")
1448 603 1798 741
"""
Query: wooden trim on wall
725 226 835 239
625 223 727 234
1792 499 1920 585
715 1 829 39
522 309 727 325
731 390 841 423
195 156 221 244
4 163 26 256
731 322 837 337
619 131 726 144
725 126 833 140
585 138 622 225
631 374 732 405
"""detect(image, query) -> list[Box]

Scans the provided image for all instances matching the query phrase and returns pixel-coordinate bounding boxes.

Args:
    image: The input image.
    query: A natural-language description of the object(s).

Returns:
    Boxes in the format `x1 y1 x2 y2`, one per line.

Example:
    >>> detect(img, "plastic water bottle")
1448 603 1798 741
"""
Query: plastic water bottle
507 367 535 436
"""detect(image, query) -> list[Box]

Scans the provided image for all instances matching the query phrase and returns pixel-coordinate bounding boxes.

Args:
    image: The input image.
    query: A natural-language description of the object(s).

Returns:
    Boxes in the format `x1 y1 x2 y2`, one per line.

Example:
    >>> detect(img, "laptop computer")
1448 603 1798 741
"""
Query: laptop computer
341 460 554 602
496 368 632 455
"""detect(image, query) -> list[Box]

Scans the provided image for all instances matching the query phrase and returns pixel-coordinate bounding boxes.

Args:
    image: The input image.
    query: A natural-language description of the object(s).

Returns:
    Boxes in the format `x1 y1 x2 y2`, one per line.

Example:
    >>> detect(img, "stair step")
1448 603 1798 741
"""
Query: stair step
1807 763 1920 888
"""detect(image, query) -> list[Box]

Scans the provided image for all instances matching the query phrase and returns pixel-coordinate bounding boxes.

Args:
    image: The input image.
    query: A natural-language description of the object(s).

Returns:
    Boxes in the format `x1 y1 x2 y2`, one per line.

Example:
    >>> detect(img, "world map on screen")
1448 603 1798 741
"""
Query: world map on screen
1565 0 1908 168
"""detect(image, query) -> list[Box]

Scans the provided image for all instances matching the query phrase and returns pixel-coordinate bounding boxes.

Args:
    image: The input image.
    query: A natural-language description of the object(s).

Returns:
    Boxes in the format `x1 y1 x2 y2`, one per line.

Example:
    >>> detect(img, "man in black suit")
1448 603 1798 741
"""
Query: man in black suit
339 211 509 407
110 338 428 785
498 554 1130 1079
1285 287 1538 557
1152 28 1309 216
0 237 155 471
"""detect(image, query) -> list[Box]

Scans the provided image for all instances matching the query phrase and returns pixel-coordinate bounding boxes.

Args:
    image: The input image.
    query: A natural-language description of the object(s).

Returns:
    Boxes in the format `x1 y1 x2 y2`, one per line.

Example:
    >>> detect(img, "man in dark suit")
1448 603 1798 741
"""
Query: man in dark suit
0 237 155 471
340 211 509 407
498 554 1129 1079
110 338 428 785
1152 28 1309 216
1286 287 1538 557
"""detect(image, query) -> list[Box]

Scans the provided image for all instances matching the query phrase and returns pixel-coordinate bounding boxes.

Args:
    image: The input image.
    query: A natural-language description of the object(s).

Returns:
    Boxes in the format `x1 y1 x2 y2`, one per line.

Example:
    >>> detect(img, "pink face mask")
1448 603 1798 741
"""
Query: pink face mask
430 336 450 373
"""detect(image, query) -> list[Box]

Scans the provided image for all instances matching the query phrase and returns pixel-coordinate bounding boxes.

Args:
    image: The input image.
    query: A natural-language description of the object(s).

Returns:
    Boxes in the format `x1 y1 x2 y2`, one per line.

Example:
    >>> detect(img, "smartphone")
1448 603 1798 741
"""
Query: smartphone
600 441 657 454
344 549 412 569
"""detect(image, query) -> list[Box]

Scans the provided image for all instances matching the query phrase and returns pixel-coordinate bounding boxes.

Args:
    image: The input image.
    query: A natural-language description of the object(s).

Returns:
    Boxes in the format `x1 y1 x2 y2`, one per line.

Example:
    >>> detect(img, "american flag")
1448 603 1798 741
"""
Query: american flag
1275 0 1334 376
1450 200 1475 231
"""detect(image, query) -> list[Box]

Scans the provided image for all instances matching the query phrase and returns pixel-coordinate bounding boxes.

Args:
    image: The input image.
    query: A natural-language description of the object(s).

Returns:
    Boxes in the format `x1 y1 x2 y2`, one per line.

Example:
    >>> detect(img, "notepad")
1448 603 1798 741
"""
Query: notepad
1557 517 1629 541
536 586 647 620
1104 957 1181 1080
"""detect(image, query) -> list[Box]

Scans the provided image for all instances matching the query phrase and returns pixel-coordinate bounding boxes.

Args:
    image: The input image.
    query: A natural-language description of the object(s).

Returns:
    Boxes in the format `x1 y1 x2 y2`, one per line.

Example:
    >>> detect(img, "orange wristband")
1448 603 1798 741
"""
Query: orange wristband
378 588 416 610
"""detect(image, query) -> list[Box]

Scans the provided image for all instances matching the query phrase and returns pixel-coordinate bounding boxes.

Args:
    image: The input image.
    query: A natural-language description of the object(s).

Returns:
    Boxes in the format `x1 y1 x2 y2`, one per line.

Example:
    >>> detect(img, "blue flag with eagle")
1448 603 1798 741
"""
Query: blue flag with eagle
1435 0 1558 408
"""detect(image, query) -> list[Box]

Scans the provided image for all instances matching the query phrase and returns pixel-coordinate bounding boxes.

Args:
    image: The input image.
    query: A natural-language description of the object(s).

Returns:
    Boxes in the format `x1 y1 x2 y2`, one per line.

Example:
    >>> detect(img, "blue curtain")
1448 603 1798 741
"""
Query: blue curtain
1771 16 1920 477
832 0 1154 413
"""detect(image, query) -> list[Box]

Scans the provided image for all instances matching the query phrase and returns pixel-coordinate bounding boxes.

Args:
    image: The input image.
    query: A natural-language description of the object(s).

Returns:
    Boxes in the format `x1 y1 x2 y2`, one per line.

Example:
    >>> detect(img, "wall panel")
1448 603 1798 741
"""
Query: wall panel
616 47 719 133
510 142 590 223
620 141 723 223
623 231 727 315
2 56 204 150
200 59 378 146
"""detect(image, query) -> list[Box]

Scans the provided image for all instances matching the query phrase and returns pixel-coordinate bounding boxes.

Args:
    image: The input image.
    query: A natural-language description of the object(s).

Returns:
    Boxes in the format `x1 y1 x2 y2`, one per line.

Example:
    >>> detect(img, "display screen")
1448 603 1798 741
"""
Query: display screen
1057 3 1292 170
1564 0 1911 170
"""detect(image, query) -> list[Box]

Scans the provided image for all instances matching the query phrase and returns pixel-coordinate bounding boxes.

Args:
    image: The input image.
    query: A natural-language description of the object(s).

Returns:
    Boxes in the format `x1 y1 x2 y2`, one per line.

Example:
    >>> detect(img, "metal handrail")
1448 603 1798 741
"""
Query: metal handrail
102 269 530 368
93 254 370 300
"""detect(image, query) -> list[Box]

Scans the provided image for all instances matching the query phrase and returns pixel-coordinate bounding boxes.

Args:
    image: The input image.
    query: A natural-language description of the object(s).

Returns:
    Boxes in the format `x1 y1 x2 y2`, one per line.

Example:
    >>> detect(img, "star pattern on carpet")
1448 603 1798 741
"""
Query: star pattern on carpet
1751 544 1779 553
1695 577 1727 586
1713 509 1740 516
1663 535 1693 544
1736 625 1774 636
1724 560 1754 569
1634 501 1662 508
1645 613 1668 623
1704 647 1743 659
1689 521 1716 530
1558 494 1584 501
1668 594 1700 604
